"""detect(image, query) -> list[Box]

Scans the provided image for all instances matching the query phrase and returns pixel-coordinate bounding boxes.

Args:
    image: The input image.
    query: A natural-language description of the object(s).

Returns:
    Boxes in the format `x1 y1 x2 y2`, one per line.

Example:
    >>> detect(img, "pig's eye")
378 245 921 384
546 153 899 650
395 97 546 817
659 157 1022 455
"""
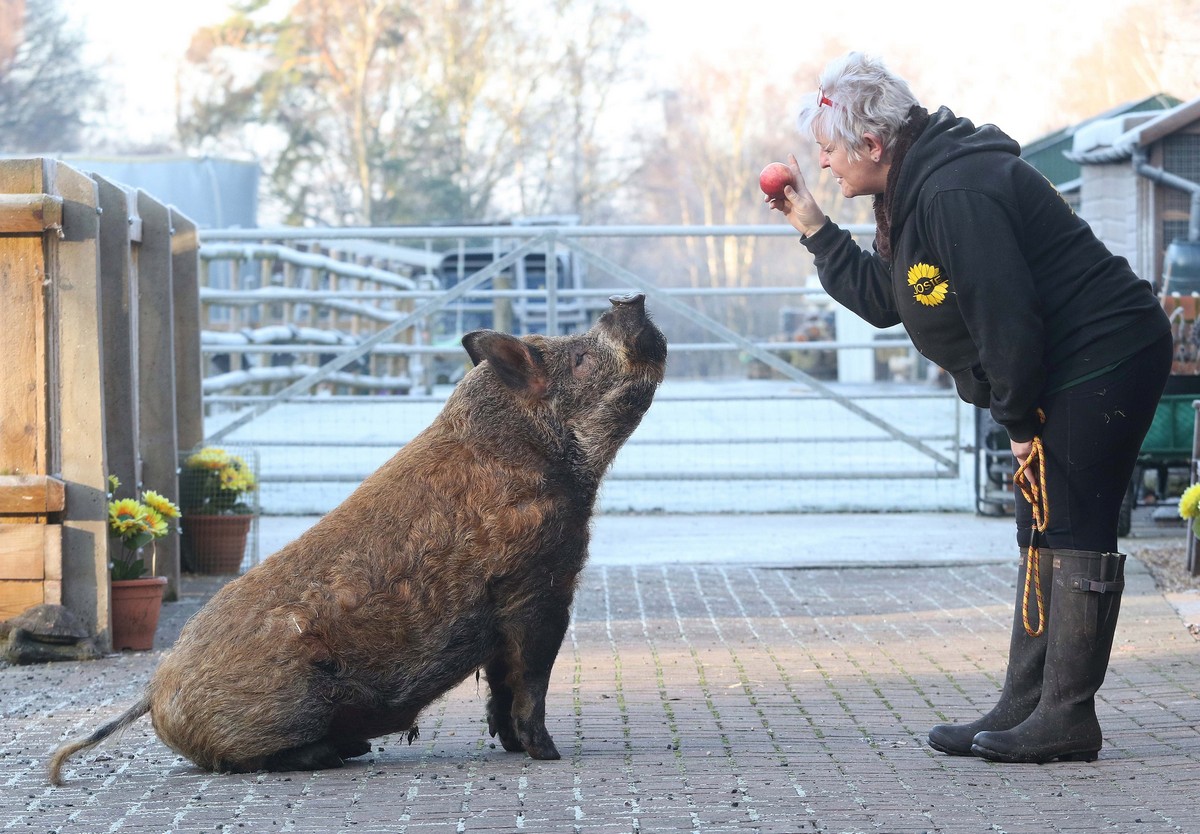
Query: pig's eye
572 350 594 377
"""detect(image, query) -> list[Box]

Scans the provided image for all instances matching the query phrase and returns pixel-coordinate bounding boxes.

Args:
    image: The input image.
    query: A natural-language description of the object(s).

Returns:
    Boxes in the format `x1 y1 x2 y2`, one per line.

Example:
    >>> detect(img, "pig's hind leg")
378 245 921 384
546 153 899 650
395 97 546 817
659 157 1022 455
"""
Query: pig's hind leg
278 735 370 766
212 738 354 773
260 739 348 771
255 704 374 771
331 737 372 758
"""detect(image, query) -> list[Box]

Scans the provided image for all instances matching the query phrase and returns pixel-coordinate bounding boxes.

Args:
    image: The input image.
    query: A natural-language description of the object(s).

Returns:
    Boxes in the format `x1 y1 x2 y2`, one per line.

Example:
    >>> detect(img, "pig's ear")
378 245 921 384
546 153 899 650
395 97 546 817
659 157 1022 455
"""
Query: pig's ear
462 331 548 397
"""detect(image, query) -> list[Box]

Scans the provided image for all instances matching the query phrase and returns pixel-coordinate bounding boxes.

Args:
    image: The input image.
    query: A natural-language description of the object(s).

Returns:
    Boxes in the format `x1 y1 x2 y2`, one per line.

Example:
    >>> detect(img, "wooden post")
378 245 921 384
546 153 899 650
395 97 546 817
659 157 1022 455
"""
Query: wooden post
95 175 142 497
171 208 203 453
44 160 111 647
134 190 181 598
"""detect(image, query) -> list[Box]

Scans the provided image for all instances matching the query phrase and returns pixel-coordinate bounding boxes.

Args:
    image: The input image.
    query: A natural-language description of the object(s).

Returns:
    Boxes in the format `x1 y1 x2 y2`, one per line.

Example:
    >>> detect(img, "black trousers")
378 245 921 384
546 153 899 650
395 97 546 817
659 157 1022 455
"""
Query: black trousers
1014 331 1173 552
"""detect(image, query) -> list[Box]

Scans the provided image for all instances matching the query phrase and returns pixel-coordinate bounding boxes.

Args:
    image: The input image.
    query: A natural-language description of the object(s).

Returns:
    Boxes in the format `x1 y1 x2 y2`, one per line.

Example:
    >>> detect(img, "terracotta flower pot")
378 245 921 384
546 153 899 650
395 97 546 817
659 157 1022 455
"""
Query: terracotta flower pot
183 514 253 574
111 576 168 651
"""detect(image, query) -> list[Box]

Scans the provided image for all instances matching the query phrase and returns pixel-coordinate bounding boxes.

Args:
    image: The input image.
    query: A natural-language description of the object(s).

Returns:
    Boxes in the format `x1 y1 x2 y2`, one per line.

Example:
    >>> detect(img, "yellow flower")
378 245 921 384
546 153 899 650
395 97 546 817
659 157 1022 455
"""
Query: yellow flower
907 262 949 307
108 498 148 535
143 507 169 538
187 448 230 470
1178 483 1200 520
186 448 256 493
219 456 257 492
142 490 180 519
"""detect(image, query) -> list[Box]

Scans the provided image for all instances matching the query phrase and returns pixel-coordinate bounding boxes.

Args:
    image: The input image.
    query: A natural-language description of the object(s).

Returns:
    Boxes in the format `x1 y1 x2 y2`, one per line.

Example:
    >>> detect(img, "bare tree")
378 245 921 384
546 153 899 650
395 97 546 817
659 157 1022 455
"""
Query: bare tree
181 0 422 225
511 0 647 221
1051 0 1200 127
179 0 646 226
0 0 101 152
0 0 22 68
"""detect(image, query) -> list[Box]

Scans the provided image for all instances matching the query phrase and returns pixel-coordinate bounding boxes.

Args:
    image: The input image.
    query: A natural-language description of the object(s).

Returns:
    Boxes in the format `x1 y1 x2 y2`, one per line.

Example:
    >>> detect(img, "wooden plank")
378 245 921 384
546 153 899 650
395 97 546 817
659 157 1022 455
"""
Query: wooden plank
171 208 204 452
0 524 46 578
94 175 140 494
44 159 110 648
0 475 65 513
0 235 48 477
0 582 43 621
0 158 46 199
0 194 63 233
136 189 180 598
43 523 62 605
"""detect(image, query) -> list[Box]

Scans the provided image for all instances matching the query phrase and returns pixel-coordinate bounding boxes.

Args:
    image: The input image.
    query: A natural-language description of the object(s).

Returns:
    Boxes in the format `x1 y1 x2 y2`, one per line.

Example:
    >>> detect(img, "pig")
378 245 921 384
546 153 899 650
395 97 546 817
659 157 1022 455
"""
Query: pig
49 293 666 784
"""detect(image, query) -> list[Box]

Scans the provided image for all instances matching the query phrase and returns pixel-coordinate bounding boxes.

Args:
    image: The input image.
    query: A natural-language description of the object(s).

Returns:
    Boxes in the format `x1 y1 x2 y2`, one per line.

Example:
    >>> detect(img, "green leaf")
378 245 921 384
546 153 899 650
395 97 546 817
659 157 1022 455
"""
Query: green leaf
127 530 156 550
111 557 146 581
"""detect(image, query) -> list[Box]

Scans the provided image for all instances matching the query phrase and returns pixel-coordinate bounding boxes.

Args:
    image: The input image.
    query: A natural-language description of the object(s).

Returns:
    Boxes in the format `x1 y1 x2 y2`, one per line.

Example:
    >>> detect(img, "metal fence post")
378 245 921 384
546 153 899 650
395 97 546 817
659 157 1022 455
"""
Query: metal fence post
545 231 558 335
1190 399 1200 575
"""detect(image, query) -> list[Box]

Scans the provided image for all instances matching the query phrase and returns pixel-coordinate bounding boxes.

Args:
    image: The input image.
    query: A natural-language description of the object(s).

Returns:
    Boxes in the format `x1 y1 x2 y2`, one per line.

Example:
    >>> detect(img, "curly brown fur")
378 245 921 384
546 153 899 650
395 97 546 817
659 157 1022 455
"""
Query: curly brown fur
50 294 666 783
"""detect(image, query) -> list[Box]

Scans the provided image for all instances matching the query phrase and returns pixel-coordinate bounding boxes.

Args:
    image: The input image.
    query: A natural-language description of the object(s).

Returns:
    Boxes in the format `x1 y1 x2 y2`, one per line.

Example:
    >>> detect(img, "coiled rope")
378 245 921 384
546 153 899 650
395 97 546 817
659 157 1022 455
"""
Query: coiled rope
1014 430 1048 637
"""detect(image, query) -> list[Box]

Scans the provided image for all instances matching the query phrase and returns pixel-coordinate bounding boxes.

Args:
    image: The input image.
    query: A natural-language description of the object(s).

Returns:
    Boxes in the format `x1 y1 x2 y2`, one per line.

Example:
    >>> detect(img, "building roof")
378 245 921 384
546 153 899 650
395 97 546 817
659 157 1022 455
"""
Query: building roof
61 154 260 229
1065 95 1200 164
1021 94 1180 184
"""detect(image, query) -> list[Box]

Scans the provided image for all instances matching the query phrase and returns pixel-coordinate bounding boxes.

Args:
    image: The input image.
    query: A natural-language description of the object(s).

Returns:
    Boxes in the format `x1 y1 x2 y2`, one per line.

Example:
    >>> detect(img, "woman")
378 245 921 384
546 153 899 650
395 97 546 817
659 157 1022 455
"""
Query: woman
767 52 1172 764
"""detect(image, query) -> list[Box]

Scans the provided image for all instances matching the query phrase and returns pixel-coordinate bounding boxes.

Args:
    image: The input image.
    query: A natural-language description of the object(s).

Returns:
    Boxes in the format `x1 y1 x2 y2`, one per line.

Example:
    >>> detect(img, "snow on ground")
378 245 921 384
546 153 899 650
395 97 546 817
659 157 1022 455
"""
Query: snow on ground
252 510 1019 570
206 378 981 517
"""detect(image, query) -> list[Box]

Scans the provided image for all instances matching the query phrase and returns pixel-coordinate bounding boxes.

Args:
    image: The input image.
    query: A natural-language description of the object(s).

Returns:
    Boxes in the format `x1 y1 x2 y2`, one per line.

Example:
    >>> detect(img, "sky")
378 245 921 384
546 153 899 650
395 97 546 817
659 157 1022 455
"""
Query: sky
70 0 1143 150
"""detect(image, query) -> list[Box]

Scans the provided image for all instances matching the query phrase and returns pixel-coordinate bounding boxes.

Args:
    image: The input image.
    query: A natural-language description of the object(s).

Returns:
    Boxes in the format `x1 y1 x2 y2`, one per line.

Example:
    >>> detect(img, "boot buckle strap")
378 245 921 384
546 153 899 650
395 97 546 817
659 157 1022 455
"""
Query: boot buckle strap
1070 576 1125 594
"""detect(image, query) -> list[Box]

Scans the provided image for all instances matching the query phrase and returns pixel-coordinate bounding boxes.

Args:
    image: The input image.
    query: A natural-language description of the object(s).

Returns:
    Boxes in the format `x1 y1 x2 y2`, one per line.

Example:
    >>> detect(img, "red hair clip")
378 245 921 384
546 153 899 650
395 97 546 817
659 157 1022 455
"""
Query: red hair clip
818 89 835 108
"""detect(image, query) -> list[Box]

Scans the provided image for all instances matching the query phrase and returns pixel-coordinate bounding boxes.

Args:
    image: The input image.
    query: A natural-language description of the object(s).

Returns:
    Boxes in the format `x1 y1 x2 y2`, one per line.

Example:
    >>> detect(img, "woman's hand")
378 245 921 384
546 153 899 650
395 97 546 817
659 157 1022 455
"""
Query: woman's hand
764 153 826 237
1010 438 1034 462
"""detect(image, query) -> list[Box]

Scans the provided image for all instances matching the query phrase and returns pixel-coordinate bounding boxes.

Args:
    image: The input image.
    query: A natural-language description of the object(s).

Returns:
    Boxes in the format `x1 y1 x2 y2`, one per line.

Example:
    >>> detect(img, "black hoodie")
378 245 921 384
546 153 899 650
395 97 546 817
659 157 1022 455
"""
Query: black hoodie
801 106 1169 442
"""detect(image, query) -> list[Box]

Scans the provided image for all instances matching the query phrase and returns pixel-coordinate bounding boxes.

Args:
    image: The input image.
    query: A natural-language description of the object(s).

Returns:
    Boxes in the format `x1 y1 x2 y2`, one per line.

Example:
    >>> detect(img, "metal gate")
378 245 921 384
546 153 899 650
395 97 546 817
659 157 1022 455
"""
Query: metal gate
195 224 968 515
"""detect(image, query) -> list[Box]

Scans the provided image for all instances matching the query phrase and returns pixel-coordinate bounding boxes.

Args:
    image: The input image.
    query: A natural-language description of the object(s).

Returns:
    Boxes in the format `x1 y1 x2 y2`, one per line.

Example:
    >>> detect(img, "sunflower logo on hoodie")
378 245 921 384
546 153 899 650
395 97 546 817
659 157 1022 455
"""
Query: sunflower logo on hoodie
908 262 948 307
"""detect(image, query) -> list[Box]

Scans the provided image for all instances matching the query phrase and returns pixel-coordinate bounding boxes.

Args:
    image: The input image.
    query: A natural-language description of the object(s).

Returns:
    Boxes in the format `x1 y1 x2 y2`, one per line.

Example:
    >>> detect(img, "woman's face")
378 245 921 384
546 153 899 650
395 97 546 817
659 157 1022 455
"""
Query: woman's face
817 135 889 198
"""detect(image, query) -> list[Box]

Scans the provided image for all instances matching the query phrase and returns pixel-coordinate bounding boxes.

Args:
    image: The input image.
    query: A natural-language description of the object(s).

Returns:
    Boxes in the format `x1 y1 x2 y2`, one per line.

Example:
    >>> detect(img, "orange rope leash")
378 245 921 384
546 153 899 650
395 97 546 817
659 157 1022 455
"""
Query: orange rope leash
1013 425 1048 638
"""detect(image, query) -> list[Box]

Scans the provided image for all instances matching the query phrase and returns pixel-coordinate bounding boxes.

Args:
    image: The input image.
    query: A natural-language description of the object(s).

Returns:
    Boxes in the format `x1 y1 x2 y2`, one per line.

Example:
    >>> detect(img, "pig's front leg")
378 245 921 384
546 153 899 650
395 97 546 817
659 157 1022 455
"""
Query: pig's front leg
485 656 524 753
489 597 572 760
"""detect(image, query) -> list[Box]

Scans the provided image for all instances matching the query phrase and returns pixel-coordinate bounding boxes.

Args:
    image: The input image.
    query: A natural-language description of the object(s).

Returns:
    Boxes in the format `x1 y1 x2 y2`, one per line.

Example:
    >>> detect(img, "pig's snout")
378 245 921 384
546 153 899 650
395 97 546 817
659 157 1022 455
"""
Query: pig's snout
608 292 645 309
600 291 665 369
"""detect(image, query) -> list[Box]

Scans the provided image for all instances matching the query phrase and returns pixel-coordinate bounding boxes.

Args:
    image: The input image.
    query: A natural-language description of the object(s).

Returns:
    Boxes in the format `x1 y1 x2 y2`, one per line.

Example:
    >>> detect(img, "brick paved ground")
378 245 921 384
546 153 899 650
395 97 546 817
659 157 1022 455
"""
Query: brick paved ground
3 547 1200 833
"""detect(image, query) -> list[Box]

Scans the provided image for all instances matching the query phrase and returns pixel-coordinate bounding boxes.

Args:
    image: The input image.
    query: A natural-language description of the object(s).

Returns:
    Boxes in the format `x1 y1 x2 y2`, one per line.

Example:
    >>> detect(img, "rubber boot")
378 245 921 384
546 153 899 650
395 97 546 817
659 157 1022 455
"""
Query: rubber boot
971 549 1125 763
927 547 1052 755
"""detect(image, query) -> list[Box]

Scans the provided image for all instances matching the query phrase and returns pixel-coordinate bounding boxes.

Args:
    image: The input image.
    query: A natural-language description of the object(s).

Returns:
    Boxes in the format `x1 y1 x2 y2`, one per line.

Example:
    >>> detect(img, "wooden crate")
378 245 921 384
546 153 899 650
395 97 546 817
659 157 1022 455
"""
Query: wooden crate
0 159 108 638
0 158 202 640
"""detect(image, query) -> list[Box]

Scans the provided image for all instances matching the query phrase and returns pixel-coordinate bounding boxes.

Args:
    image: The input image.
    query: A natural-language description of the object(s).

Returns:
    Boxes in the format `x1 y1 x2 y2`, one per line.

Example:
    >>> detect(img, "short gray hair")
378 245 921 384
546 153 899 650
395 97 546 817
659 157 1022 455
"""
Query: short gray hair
798 52 920 162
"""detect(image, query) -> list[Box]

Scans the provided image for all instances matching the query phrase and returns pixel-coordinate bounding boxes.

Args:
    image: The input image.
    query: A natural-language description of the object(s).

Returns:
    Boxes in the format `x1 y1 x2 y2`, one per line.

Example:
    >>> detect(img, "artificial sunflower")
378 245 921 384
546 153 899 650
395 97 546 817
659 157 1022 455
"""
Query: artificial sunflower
143 507 169 538
109 498 148 535
186 447 230 470
1178 482 1200 521
106 475 179 579
180 447 258 515
142 490 181 519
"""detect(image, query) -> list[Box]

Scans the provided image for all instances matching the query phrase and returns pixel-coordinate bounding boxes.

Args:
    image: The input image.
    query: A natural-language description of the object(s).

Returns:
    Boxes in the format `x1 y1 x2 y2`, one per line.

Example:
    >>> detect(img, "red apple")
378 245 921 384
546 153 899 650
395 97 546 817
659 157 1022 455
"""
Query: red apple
759 162 794 199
